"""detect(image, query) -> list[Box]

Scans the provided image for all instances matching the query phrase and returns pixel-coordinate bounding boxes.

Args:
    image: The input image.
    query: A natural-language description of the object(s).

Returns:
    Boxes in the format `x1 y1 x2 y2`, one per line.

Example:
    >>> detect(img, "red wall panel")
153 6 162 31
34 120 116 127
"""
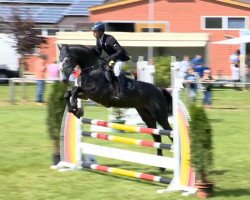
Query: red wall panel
90 0 250 76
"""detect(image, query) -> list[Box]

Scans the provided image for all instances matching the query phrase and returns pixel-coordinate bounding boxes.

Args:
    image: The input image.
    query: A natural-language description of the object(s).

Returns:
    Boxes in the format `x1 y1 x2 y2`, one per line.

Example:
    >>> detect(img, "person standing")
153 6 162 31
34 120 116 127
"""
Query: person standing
179 55 190 79
183 67 199 102
229 49 240 82
34 54 47 104
92 22 131 100
191 54 204 67
47 60 59 80
191 54 206 77
200 69 214 108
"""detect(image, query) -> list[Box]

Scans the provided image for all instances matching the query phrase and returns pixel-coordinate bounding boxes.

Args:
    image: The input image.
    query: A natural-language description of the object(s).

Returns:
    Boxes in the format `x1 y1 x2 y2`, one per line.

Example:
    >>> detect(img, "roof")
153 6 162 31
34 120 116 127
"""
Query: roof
0 0 104 24
90 0 142 11
56 31 209 47
215 0 250 8
90 0 250 11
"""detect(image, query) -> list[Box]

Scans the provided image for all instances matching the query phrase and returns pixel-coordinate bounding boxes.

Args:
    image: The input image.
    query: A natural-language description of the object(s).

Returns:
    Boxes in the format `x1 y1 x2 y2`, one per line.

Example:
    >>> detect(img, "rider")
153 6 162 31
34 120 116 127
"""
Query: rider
92 22 131 100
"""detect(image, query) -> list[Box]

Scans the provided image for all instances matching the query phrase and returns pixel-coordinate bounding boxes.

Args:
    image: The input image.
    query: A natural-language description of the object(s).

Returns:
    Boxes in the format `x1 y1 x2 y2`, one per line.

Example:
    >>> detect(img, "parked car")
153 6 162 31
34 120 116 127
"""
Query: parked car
0 34 20 83
0 65 20 83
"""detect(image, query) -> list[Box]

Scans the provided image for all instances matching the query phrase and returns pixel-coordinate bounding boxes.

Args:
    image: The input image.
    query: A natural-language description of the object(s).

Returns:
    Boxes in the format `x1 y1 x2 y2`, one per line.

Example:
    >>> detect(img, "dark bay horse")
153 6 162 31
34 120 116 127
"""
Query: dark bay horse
58 45 173 165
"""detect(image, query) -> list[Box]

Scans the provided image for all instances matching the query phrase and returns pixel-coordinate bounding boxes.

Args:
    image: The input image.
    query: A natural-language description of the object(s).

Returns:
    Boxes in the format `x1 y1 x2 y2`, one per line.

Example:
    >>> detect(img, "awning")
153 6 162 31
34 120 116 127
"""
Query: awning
56 32 209 47
213 35 250 45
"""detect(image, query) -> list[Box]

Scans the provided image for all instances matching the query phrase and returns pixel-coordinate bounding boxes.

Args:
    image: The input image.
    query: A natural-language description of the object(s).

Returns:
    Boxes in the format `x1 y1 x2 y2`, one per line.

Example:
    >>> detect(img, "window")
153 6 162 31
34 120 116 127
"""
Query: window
47 29 59 36
205 18 222 29
106 23 135 32
141 28 162 32
203 16 247 30
228 18 245 29
136 23 168 32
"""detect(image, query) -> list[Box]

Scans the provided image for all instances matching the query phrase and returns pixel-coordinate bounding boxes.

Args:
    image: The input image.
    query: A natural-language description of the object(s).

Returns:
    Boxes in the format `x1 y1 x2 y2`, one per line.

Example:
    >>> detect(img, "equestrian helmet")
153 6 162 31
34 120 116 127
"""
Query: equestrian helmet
92 22 105 32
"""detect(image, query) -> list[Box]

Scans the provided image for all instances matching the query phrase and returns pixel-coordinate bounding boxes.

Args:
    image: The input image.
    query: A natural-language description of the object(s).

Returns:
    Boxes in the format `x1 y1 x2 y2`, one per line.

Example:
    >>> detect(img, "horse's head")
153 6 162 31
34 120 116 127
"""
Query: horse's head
58 45 77 83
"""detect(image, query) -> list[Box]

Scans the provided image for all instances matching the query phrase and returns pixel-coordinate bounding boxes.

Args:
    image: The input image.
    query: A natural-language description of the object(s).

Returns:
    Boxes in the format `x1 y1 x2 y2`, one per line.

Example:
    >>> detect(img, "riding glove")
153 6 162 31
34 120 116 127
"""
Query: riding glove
108 60 115 67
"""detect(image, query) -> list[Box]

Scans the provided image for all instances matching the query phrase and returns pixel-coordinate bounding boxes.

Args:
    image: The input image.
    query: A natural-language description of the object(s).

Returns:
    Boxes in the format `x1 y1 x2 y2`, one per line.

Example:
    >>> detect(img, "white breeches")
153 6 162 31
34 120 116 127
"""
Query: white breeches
114 60 125 76
230 64 240 80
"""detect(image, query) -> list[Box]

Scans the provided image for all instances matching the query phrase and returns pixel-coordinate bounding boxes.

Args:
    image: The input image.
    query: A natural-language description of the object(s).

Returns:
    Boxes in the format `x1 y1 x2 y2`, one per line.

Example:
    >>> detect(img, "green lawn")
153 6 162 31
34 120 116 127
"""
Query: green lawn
0 86 250 200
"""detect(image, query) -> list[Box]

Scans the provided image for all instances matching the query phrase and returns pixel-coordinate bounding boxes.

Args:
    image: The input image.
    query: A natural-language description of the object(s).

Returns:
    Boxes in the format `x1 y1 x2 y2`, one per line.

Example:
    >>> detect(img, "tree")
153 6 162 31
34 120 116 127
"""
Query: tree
8 8 47 76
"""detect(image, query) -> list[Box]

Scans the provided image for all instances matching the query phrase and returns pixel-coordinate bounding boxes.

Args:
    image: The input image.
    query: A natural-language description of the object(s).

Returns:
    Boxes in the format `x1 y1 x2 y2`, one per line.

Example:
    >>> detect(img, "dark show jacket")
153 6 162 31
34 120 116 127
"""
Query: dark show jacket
95 34 131 62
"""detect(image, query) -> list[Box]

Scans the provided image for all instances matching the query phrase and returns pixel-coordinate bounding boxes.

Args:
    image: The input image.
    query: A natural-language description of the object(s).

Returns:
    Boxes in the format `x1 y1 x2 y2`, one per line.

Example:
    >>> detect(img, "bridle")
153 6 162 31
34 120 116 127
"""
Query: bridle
60 47 104 75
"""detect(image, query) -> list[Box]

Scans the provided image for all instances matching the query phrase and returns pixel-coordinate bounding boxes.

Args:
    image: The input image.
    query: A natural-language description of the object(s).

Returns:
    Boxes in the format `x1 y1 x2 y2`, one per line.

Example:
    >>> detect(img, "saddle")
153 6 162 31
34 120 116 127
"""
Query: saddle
103 68 135 91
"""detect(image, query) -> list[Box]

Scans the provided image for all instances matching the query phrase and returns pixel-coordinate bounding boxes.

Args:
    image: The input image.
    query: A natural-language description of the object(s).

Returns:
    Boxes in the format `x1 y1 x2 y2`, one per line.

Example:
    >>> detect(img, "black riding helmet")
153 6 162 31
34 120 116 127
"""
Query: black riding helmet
92 22 105 32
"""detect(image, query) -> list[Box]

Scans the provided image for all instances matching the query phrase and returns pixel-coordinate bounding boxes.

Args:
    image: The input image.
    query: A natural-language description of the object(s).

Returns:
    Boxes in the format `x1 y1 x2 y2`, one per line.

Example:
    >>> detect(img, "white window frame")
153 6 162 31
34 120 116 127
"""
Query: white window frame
201 16 249 30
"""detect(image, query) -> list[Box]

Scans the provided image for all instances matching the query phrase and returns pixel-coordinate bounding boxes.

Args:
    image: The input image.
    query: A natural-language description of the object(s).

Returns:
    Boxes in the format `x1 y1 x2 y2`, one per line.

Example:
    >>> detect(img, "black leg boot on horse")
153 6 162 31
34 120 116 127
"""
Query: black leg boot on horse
113 75 124 100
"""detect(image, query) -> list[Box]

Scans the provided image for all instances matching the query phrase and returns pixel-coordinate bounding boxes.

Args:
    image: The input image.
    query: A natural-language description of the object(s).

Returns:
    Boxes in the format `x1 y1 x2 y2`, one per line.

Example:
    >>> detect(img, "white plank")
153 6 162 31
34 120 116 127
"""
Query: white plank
81 142 175 170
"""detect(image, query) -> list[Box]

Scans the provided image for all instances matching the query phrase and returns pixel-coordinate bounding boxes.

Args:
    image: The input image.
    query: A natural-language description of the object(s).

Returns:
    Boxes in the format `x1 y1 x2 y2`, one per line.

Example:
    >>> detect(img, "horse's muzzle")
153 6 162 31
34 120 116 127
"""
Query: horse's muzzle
62 79 69 84
60 70 69 83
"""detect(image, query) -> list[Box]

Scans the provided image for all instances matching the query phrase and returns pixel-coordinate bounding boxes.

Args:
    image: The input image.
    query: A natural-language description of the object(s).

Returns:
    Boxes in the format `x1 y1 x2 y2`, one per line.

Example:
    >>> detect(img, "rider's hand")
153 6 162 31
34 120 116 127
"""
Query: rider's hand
108 60 115 67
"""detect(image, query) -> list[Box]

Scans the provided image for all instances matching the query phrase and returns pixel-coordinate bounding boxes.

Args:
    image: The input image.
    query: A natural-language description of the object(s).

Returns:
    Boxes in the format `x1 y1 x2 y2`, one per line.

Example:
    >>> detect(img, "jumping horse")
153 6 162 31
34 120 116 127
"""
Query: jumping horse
58 45 173 169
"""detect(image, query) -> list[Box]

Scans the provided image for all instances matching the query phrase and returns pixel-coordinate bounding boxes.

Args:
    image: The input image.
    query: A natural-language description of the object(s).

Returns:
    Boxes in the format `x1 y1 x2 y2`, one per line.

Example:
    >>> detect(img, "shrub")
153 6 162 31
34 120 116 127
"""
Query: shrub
189 104 213 182
153 55 171 87
47 81 68 163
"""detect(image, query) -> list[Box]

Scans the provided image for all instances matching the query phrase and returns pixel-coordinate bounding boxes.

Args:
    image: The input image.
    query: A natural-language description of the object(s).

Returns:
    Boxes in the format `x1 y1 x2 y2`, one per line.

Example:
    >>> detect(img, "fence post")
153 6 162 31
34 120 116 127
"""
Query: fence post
9 78 15 105
21 78 27 101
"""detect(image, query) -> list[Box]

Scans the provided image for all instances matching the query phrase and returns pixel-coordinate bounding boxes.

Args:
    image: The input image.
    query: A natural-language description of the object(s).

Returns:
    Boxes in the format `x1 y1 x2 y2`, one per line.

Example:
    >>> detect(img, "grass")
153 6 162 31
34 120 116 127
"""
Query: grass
0 85 250 200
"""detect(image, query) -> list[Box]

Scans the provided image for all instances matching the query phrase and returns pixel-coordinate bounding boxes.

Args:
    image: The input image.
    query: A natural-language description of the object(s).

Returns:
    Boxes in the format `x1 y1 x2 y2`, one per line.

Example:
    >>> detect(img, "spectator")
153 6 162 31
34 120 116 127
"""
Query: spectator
47 60 59 80
183 67 199 102
179 56 190 79
229 49 240 82
191 54 204 66
191 54 207 77
34 54 47 104
246 54 250 82
200 69 214 108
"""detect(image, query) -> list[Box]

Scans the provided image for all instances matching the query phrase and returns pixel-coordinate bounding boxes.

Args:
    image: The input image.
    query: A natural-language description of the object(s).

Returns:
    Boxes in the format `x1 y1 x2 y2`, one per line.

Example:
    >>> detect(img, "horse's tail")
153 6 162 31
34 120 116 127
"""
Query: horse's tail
162 88 173 116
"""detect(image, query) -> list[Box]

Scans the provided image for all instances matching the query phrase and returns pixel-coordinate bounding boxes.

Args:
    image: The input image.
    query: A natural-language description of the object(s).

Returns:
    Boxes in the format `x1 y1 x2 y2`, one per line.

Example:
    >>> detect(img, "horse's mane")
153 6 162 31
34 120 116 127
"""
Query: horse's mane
69 45 99 58
69 45 95 52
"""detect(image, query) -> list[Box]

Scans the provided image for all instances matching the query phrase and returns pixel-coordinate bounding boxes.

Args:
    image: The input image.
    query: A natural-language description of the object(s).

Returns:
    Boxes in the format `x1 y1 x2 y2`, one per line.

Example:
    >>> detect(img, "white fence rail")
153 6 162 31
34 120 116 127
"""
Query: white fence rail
0 78 59 104
1 78 250 104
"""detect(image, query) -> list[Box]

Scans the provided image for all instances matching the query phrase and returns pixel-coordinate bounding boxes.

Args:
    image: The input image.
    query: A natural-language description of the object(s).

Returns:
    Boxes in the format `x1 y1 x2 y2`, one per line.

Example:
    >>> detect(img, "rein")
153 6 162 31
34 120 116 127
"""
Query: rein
80 58 106 72
80 63 104 74
81 63 102 71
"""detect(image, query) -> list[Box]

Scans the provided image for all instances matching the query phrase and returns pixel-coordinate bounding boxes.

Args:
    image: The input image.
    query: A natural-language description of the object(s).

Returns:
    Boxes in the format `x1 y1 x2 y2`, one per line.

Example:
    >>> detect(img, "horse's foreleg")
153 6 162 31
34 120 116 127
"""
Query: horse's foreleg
70 86 84 118
64 90 74 112
69 86 79 108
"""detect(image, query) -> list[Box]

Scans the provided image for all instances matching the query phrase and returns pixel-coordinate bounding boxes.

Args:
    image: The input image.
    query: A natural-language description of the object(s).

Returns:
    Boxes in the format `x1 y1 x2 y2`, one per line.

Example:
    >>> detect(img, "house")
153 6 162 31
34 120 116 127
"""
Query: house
2 0 248 79
85 0 250 79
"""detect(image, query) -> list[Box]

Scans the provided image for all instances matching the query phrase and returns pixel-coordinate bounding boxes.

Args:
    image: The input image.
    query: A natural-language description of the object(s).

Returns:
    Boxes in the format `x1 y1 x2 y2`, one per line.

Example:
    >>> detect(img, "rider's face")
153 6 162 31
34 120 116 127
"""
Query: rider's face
93 30 103 39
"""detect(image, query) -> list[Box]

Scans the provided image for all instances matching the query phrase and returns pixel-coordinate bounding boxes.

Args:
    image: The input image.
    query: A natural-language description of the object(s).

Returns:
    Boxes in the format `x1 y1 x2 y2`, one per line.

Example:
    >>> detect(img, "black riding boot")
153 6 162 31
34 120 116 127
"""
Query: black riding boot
113 76 124 100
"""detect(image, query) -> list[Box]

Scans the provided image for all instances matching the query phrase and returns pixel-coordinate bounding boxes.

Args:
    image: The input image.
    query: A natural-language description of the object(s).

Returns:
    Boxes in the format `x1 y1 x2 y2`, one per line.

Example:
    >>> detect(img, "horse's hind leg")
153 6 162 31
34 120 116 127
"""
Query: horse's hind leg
136 108 165 172
136 108 162 156
146 101 173 142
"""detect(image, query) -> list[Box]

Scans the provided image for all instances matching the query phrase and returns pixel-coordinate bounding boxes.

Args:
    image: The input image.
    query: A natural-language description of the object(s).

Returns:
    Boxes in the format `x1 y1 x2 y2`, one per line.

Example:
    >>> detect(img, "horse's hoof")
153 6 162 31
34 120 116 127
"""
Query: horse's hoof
70 101 77 108
159 167 166 173
75 108 84 118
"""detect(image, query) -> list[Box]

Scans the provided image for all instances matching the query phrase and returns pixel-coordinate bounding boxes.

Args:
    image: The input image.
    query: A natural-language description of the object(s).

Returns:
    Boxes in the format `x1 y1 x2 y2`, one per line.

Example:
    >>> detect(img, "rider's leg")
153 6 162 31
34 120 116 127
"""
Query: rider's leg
113 61 125 99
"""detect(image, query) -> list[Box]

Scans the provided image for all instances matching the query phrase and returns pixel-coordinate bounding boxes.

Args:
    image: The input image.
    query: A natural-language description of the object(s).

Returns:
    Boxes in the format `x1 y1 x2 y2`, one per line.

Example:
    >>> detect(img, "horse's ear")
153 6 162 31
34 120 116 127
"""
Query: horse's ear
57 44 62 51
